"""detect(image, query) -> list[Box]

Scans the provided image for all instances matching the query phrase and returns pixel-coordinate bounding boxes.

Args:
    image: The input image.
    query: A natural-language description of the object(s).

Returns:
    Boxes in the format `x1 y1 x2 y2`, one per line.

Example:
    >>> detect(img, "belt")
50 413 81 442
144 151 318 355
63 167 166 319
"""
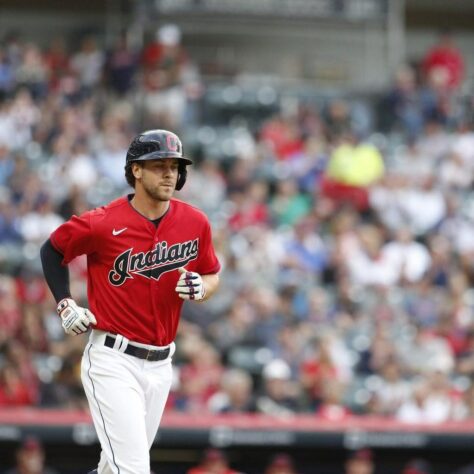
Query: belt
104 335 170 362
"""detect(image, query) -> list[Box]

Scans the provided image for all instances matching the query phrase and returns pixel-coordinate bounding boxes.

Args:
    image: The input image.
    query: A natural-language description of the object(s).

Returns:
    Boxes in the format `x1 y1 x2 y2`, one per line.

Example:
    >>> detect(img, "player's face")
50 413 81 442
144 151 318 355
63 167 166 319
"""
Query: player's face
136 159 179 201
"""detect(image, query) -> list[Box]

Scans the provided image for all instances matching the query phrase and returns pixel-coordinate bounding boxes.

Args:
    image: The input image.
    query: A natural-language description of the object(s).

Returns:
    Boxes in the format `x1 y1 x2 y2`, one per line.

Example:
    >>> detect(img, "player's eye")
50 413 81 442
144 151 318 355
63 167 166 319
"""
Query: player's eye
154 162 178 170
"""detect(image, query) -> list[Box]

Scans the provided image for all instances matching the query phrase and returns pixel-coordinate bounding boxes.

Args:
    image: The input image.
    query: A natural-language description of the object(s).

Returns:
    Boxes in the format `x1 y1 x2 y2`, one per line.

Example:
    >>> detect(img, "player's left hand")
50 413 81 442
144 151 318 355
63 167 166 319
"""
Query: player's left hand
175 267 206 301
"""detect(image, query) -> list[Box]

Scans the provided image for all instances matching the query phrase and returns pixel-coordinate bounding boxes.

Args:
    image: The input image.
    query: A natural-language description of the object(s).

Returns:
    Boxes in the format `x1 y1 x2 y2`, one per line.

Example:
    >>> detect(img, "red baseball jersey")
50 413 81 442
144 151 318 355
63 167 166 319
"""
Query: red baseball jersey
50 196 220 345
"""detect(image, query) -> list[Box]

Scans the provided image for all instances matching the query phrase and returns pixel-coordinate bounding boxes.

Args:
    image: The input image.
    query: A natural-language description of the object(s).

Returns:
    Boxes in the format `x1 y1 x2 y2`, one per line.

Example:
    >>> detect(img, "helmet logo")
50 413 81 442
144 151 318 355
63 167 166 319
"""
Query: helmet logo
166 134 179 152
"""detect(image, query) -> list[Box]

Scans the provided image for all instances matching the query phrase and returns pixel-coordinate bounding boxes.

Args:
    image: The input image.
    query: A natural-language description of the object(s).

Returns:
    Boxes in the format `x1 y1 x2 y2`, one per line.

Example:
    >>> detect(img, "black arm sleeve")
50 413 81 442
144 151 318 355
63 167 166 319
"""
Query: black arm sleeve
40 238 71 303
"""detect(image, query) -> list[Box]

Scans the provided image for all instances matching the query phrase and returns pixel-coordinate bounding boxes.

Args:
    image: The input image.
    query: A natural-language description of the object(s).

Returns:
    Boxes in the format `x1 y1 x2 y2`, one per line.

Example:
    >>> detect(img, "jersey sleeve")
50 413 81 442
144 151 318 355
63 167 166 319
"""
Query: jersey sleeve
49 210 97 264
196 220 221 275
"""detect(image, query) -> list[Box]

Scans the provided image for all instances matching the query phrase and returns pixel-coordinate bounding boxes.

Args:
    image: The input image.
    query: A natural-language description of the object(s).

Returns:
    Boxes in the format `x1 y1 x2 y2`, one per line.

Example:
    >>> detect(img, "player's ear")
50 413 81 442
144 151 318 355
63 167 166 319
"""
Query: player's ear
132 162 143 180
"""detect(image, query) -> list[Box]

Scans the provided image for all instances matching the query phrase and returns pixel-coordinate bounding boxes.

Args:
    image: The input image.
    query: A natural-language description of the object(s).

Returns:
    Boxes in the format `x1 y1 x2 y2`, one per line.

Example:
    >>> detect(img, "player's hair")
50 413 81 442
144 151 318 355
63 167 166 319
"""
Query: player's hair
125 162 142 188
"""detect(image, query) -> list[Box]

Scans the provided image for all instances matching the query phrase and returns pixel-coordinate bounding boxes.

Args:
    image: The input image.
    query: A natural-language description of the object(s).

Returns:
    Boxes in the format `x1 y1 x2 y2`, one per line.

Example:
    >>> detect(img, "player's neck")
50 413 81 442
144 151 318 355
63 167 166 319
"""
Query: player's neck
130 192 170 220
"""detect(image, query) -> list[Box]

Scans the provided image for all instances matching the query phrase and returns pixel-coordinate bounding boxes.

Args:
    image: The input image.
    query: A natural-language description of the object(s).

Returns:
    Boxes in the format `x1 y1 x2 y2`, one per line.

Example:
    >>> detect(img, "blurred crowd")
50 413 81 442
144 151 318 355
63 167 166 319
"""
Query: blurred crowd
0 439 459 474
0 25 473 441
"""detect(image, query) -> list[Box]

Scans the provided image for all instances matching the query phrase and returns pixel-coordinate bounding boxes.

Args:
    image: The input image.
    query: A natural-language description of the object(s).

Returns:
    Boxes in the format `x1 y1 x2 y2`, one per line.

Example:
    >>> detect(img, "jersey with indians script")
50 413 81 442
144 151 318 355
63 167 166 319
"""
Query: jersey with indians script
50 196 221 345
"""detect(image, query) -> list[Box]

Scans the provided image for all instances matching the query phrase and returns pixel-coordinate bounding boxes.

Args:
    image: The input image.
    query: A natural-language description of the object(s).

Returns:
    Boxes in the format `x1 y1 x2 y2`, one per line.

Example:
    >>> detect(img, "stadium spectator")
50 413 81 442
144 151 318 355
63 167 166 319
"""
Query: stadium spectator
173 337 224 412
401 458 432 474
264 453 299 474
141 24 190 130
383 227 432 284
186 448 243 474
367 359 412 416
317 378 352 421
370 173 446 237
256 359 298 417
180 160 227 217
457 330 474 377
225 158 255 195
208 368 255 413
344 449 374 474
247 287 287 349
323 98 352 140
95 125 131 189
0 47 15 97
18 194 64 245
228 180 270 231
299 336 342 410
43 37 70 93
3 340 40 402
62 142 99 192
439 195 474 264
38 355 88 409
399 327 455 375
381 65 423 136
208 298 257 354
15 44 48 100
1 89 40 150
439 151 473 191
4 436 58 474
356 322 398 376
70 36 105 95
104 32 139 96
279 215 328 282
270 178 312 227
321 133 384 210
0 140 14 188
450 121 474 173
345 223 399 288
391 138 435 184
260 115 304 161
422 30 465 91
0 276 22 346
396 371 464 423
0 363 34 406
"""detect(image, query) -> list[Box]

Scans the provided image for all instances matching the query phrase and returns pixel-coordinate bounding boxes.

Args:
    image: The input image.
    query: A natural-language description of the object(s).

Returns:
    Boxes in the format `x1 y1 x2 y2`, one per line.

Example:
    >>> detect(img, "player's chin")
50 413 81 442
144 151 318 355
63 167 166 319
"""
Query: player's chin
152 186 174 200
162 184 175 193
163 189 175 199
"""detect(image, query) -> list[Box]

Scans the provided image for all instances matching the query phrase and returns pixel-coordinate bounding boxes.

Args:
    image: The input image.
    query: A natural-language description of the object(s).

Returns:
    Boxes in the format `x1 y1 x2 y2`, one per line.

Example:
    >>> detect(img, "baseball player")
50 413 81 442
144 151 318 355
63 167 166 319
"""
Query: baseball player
40 130 220 474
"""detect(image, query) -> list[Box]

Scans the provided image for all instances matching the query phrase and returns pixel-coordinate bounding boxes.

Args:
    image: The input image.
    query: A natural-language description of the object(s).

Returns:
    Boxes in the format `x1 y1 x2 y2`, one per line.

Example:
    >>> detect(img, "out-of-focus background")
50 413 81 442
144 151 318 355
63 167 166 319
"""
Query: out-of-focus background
0 0 473 472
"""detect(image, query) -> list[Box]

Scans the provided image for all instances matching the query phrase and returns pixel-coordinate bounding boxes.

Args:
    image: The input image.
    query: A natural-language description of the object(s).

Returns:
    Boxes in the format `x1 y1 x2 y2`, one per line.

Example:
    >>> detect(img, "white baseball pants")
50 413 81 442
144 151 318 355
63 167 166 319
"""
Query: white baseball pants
81 330 174 474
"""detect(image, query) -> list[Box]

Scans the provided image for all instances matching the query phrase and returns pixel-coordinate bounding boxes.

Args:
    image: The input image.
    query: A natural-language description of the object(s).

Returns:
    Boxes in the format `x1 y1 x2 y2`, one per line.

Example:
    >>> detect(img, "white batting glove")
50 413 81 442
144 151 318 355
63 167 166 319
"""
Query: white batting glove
175 267 206 301
56 298 97 335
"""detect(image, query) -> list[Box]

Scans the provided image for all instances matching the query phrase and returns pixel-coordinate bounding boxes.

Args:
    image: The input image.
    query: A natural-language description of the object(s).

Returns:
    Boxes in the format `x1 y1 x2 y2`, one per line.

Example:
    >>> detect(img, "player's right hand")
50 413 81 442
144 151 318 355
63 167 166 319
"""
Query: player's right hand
56 298 97 336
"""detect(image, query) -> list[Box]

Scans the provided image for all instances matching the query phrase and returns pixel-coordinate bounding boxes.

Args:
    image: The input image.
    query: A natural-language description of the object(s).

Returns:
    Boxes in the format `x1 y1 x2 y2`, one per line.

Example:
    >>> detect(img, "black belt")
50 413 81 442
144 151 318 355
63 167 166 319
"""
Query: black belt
104 335 170 362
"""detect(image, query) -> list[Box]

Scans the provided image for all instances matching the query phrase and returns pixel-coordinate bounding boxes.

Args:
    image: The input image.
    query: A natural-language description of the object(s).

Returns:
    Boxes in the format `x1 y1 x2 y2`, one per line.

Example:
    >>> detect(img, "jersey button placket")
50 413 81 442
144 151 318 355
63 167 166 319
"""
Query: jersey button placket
151 230 165 343
152 232 159 287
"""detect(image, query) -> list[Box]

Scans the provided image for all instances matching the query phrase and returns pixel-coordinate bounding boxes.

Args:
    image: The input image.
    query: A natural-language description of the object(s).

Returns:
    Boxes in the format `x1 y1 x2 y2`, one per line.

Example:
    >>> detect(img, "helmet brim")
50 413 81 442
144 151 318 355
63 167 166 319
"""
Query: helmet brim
129 151 193 165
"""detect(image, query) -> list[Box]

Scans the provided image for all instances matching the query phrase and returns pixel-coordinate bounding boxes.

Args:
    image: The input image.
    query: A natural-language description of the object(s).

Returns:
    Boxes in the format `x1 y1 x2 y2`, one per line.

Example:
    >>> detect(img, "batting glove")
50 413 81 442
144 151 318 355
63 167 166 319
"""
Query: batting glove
57 298 97 335
175 267 206 301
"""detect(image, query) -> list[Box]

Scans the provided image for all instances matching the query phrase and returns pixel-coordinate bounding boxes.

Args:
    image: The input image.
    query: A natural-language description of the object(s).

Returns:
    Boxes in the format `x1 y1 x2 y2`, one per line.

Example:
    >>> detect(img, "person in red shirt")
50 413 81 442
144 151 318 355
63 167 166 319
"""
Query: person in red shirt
264 453 299 474
176 339 224 412
300 338 339 409
422 30 465 91
0 363 34 407
187 449 243 474
401 458 432 474
40 129 220 474
260 115 304 161
43 37 71 93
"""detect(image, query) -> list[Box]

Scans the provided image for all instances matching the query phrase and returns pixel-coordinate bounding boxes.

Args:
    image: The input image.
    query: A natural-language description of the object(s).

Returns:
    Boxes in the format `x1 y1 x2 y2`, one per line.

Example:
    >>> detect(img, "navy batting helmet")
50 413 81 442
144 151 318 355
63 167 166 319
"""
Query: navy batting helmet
125 130 193 190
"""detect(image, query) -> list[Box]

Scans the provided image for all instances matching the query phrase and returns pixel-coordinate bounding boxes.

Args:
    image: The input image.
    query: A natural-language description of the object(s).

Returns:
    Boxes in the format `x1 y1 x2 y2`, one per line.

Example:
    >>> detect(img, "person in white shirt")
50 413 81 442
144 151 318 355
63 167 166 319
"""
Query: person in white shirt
383 227 432 284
